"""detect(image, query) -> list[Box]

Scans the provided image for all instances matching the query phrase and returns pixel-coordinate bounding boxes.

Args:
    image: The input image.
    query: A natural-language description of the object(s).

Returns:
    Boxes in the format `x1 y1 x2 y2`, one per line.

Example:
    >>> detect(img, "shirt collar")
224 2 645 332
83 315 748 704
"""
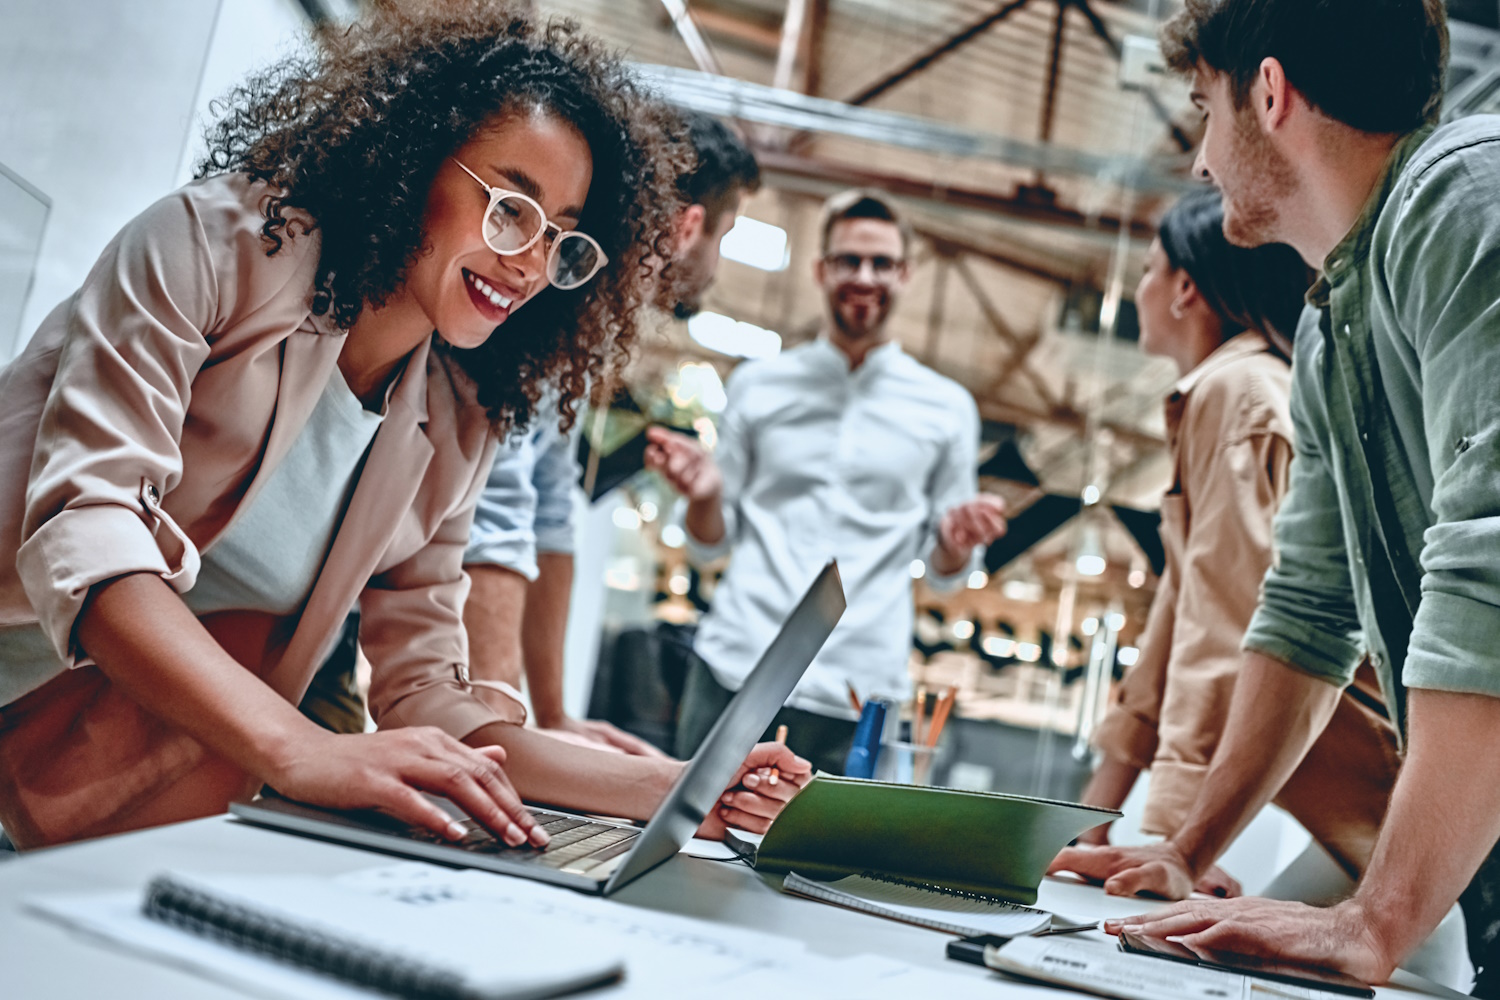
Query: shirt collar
1308 125 1435 308
812 334 902 374
1168 329 1273 403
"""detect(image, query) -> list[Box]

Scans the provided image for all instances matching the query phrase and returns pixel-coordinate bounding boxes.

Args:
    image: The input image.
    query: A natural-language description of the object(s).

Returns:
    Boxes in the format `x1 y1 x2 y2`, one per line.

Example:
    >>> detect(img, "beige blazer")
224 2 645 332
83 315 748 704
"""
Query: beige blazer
0 174 523 848
1093 332 1399 878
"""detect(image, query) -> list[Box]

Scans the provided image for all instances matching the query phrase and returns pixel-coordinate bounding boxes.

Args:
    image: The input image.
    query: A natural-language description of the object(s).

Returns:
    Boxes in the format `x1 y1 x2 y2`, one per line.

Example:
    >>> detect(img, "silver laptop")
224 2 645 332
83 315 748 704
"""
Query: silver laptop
231 560 845 895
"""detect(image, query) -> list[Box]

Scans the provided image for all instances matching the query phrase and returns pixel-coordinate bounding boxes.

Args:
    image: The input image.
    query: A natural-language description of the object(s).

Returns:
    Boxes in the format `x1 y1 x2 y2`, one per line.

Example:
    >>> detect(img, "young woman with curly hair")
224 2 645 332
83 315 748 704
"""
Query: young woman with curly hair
0 2 809 852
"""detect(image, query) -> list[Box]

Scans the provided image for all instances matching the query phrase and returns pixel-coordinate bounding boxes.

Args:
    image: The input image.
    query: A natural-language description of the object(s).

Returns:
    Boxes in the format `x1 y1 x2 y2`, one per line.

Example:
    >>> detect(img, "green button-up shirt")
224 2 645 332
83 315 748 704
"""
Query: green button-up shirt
1243 116 1500 747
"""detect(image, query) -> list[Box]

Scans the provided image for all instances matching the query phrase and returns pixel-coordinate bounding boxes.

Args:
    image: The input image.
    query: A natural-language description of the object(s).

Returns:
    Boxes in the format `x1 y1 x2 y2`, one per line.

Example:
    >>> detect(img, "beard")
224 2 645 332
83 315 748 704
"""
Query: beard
830 290 892 340
665 237 718 319
1218 110 1298 249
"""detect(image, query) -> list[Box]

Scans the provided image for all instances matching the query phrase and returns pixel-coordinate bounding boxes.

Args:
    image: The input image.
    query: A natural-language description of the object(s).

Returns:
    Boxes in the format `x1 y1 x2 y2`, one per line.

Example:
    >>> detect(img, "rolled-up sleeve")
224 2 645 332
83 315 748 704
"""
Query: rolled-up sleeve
464 434 541 580
15 189 221 665
1383 150 1500 696
919 391 981 592
1095 563 1175 770
365 437 526 737
1243 330 1364 686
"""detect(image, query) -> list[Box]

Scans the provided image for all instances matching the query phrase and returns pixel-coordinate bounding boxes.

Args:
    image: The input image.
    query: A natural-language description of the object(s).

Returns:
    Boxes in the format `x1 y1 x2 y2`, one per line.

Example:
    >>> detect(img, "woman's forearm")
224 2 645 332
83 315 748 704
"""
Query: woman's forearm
466 721 682 820
1076 756 1140 842
77 572 315 781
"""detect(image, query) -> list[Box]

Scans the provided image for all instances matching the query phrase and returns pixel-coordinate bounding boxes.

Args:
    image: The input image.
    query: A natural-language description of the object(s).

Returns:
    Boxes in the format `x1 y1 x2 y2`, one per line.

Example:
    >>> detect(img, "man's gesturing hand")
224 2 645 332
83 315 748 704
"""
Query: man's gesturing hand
938 495 1008 555
644 426 721 502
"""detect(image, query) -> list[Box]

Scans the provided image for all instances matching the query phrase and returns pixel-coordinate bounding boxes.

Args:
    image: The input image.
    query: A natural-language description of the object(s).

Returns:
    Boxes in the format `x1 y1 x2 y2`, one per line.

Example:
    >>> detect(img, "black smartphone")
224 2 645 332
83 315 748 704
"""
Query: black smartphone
1118 927 1375 998
946 934 1013 967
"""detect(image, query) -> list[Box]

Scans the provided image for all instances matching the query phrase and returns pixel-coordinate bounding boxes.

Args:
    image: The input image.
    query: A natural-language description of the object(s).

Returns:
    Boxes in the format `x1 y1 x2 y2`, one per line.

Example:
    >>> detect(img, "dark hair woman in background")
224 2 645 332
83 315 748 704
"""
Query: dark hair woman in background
1053 188 1404 914
0 2 808 851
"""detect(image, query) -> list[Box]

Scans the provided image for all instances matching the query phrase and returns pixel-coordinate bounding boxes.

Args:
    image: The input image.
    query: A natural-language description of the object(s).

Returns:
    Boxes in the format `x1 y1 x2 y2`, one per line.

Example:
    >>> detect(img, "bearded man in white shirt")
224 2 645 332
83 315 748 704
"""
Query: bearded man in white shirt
647 189 1007 773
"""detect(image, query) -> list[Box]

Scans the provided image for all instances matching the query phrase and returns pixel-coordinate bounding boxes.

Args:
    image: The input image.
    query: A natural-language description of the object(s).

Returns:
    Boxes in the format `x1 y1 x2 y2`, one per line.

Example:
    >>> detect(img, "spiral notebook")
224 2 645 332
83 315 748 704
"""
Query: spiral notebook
136 871 625 1000
782 871 1055 937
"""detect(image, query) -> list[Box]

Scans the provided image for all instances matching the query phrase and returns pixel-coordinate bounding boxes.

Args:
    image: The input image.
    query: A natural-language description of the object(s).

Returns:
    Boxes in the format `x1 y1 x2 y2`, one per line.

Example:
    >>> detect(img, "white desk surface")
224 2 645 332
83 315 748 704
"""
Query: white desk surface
0 815 1466 1000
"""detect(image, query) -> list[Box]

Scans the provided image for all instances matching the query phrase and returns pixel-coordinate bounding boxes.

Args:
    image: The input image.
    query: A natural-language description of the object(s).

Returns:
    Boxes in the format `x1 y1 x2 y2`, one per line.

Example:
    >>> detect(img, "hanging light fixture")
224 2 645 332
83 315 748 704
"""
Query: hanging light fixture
1074 522 1107 577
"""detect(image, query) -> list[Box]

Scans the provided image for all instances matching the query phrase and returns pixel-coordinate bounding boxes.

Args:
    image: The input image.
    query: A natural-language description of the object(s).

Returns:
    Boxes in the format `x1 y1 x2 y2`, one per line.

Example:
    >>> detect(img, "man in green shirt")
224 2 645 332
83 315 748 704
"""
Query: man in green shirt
1047 0 1500 991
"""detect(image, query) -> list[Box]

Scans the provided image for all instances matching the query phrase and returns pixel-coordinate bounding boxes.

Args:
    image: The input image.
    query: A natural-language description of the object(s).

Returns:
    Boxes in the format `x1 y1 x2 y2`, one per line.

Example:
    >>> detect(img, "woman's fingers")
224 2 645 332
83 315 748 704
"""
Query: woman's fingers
380 781 473 842
719 788 784 819
402 741 545 848
716 804 774 834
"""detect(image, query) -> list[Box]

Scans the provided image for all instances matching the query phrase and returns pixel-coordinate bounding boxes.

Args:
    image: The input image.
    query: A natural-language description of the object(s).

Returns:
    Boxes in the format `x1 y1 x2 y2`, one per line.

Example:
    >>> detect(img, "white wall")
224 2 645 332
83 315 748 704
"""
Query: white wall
0 0 306 359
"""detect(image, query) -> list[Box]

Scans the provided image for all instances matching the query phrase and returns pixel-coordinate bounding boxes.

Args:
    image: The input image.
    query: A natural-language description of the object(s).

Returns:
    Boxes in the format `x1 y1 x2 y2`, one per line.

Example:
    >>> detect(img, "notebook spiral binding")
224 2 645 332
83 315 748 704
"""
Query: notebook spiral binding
143 875 467 1000
858 871 1043 912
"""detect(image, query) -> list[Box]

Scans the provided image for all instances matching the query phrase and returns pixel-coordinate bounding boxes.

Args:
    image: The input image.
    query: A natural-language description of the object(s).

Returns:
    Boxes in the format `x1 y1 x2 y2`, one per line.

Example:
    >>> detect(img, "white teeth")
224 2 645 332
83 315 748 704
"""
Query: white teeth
467 271 512 310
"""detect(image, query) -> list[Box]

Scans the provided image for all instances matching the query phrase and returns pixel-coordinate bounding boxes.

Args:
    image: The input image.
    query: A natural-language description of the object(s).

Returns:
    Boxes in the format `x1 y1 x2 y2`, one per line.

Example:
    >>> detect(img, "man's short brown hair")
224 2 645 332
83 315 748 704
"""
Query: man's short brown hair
819 188 915 258
1161 0 1447 135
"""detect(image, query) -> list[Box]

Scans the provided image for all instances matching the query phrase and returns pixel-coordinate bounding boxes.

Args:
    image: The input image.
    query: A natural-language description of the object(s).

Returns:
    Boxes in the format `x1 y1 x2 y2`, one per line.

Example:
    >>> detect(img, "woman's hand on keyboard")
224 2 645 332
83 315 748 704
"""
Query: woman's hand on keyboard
697 742 814 839
270 726 550 849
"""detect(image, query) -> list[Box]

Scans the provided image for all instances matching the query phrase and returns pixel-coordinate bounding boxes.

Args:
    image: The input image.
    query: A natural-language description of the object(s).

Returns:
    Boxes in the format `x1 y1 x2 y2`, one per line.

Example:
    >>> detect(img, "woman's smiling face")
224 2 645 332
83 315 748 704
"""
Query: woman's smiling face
408 109 595 350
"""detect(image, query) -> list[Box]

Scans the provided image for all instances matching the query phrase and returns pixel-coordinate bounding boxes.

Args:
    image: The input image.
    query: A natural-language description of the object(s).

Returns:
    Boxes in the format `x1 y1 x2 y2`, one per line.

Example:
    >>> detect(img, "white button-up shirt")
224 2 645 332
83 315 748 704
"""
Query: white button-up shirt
689 337 979 718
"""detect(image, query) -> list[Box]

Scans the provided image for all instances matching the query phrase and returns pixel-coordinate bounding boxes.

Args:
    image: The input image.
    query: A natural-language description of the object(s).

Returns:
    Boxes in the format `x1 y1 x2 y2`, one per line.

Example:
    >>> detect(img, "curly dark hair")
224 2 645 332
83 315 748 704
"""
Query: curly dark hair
196 0 687 433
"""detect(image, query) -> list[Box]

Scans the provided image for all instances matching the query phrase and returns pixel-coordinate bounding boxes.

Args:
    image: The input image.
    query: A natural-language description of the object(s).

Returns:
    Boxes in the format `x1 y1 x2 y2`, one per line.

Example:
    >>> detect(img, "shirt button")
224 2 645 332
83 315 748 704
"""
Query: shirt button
1371 653 1384 669
145 484 161 505
1343 324 1352 336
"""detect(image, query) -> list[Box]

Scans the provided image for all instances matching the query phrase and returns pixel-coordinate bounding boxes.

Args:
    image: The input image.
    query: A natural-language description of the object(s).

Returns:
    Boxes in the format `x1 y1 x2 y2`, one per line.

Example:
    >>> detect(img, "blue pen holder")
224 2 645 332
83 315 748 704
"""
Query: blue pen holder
843 699 887 779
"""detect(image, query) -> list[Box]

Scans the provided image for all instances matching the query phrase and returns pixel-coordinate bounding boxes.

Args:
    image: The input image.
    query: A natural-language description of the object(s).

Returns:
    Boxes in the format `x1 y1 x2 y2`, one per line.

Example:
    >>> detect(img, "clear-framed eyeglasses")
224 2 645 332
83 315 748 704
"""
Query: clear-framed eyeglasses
452 159 608 290
822 252 906 283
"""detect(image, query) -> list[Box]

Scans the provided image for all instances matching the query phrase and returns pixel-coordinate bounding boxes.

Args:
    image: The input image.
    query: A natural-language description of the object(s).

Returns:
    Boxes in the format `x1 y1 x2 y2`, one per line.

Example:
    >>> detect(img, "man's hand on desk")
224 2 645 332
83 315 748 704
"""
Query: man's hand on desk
1049 841 1244 900
1103 897 1395 985
537 715 670 758
696 741 813 841
644 427 722 502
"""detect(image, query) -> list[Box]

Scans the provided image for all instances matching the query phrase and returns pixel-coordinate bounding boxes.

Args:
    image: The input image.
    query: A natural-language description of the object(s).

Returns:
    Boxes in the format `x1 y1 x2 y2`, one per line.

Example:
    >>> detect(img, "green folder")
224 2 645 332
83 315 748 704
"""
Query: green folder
746 776 1120 905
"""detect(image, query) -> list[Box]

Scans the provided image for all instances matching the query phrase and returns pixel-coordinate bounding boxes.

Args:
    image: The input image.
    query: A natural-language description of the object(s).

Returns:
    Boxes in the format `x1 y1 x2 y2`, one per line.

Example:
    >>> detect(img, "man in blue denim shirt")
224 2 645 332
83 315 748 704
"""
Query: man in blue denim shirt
1048 0 1500 992
459 112 762 753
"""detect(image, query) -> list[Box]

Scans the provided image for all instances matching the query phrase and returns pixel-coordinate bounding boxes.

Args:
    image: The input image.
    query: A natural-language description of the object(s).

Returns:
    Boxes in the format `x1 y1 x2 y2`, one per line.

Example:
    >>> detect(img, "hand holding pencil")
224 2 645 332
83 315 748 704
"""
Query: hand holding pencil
700 737 812 840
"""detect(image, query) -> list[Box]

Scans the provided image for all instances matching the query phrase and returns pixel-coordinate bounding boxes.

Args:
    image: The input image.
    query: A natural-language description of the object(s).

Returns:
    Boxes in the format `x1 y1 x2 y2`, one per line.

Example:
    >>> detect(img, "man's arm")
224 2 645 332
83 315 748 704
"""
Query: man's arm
1053 651 1340 898
522 552 666 756
1108 687 1500 983
462 432 539 706
925 395 1005 582
462 565 527 694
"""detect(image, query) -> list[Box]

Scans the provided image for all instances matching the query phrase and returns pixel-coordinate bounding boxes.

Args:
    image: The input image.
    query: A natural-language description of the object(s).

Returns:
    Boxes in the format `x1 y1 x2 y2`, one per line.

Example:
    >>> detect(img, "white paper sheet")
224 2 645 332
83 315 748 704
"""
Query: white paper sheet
991 937 1353 1000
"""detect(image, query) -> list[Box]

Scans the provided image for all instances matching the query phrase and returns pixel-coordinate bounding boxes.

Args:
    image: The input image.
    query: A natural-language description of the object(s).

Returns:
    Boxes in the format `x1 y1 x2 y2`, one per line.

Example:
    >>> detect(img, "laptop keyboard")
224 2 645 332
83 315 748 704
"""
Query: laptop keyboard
405 809 641 873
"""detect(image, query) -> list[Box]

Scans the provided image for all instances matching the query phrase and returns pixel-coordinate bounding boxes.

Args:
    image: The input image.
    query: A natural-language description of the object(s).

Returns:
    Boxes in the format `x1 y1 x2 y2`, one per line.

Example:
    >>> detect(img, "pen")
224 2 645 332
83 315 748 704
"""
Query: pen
846 681 862 715
767 724 788 785
913 684 928 745
925 686 957 747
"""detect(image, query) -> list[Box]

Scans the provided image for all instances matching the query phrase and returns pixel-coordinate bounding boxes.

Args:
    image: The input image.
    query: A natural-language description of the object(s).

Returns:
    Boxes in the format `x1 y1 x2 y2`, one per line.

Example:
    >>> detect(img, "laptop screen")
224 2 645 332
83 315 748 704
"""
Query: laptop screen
604 560 845 891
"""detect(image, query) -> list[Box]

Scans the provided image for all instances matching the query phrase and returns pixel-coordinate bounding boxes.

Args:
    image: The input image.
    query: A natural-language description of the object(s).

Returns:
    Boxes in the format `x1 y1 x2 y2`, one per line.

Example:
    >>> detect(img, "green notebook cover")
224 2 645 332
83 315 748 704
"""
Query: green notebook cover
751 776 1120 906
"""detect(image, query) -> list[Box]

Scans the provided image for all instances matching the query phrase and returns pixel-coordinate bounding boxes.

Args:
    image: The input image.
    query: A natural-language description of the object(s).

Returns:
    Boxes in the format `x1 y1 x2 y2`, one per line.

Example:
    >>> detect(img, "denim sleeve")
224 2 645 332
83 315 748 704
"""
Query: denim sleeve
463 433 540 581
530 419 581 556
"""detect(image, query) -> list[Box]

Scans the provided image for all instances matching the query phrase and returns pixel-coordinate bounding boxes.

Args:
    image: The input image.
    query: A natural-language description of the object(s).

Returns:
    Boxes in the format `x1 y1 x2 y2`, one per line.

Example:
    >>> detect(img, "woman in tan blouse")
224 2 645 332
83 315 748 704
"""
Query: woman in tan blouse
0 4 808 850
1057 189 1400 896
